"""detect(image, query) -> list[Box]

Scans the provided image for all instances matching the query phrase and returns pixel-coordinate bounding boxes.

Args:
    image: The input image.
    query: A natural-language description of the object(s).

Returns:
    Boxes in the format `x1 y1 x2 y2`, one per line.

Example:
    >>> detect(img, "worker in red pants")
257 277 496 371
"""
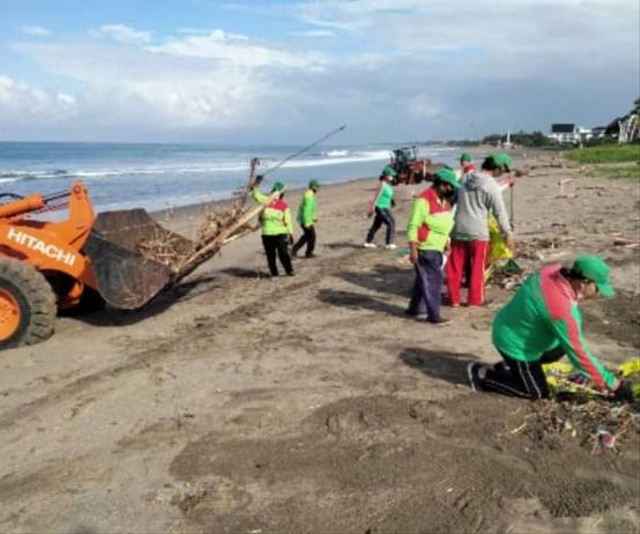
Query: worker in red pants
446 153 515 307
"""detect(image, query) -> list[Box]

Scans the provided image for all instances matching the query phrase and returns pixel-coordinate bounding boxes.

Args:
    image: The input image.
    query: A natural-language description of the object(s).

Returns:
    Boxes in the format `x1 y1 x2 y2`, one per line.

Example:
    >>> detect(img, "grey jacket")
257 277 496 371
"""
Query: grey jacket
452 171 512 240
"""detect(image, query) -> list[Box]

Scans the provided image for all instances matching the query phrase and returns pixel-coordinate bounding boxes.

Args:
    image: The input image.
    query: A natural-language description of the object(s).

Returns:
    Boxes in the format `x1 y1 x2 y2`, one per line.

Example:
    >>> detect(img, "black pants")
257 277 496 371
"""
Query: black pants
292 225 316 257
261 235 293 276
366 207 395 245
481 346 565 400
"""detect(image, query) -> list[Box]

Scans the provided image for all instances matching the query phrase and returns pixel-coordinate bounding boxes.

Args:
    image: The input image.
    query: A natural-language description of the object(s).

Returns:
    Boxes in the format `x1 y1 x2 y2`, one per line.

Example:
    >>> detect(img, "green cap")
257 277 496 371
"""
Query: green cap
434 168 461 189
488 153 512 171
272 182 286 192
309 178 321 188
573 254 615 297
382 166 398 177
460 152 473 163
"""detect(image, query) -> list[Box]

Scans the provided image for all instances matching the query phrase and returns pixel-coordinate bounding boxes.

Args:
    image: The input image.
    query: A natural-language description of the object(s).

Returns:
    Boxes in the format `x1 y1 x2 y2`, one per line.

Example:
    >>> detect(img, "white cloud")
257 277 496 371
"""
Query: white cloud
8 38 301 132
0 76 76 122
89 24 152 44
406 95 443 121
288 30 334 37
19 25 50 37
148 30 326 71
2 0 638 142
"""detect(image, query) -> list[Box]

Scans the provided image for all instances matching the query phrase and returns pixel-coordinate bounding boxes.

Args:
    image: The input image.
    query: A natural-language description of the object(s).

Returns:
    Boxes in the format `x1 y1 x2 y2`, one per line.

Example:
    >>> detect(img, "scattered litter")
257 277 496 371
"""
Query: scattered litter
506 359 640 451
593 429 617 455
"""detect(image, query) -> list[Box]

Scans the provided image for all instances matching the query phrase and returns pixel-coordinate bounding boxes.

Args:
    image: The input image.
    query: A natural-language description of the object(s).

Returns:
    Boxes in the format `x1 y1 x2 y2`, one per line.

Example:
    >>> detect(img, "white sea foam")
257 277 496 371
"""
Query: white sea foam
1 148 392 183
1 141 460 212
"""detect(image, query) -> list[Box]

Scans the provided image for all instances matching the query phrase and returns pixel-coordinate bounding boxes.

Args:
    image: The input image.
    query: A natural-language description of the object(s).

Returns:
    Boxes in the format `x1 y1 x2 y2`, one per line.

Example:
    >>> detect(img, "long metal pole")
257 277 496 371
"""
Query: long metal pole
260 124 347 178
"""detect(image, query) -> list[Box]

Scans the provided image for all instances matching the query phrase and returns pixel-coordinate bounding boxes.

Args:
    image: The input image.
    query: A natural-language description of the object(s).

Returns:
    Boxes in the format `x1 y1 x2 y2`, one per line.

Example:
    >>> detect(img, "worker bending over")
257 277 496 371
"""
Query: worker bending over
468 255 634 402
446 153 515 307
251 180 294 277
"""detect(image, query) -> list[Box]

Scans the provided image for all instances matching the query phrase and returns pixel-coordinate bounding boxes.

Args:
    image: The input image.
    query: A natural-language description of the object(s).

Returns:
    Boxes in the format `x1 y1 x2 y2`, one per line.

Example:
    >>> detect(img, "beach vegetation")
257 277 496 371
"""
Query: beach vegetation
565 144 640 180
564 144 640 164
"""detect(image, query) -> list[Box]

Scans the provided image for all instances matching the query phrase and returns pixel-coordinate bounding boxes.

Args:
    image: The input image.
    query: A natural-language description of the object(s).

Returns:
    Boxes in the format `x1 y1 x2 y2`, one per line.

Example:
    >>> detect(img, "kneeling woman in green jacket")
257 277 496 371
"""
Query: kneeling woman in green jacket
468 255 633 402
251 181 294 277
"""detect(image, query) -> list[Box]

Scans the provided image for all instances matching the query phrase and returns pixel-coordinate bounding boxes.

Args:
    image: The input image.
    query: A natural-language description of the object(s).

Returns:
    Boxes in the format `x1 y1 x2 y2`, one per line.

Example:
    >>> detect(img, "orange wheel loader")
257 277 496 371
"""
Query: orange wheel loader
0 181 196 349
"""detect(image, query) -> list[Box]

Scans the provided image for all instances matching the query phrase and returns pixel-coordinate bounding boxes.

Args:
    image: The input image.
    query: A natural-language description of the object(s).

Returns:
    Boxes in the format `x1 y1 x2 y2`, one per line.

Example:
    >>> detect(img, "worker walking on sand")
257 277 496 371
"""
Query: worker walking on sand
292 179 321 258
467 255 634 402
446 153 515 307
364 167 397 250
251 180 294 277
406 168 460 326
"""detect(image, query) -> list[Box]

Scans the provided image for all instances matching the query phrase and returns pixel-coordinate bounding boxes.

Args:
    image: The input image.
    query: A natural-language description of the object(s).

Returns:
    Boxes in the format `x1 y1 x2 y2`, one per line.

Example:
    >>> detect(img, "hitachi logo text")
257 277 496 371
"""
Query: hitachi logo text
7 228 77 267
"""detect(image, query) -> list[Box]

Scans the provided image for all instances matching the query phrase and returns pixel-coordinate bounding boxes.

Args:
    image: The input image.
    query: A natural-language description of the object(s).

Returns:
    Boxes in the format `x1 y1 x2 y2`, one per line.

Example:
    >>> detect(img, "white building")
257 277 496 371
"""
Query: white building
547 123 592 144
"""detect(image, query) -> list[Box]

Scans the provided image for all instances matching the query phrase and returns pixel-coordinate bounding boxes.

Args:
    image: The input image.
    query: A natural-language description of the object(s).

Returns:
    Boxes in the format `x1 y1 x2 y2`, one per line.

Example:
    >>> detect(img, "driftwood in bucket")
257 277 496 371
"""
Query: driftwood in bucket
136 157 268 274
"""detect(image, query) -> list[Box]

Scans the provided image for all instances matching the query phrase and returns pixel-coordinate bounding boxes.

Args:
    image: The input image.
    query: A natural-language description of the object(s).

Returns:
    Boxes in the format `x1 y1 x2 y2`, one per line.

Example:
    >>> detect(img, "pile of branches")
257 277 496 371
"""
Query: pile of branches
487 235 573 290
137 232 194 268
508 360 640 453
136 158 261 274
194 191 255 249
517 399 639 453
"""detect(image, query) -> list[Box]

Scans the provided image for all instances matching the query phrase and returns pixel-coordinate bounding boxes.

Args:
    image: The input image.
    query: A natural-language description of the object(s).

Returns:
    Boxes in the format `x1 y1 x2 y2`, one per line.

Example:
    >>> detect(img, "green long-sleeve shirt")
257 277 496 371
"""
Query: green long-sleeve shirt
492 264 616 390
297 189 317 227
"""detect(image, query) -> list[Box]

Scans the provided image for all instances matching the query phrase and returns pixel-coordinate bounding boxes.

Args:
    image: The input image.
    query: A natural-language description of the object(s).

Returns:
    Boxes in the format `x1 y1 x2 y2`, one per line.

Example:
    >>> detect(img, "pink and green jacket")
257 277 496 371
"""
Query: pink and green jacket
492 264 616 390
251 189 293 236
406 187 455 252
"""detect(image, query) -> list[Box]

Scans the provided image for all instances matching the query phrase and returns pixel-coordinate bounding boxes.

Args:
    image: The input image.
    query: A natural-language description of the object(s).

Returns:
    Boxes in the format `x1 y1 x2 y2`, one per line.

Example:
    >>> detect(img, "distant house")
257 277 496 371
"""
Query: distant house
548 123 592 144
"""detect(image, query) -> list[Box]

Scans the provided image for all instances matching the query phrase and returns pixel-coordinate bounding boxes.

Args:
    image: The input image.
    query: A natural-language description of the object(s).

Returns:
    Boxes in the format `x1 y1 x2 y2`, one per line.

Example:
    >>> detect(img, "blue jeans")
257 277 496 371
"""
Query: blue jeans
407 250 443 322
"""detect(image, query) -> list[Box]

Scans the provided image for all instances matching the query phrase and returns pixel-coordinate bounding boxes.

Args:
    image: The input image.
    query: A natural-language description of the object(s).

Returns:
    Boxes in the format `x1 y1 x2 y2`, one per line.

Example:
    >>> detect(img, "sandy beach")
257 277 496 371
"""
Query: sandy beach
0 149 639 533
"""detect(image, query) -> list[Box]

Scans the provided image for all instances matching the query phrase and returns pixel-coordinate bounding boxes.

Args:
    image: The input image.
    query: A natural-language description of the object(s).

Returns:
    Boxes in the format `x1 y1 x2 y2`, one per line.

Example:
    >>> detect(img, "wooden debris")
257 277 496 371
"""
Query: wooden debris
514 399 640 450
613 236 640 248
135 157 265 275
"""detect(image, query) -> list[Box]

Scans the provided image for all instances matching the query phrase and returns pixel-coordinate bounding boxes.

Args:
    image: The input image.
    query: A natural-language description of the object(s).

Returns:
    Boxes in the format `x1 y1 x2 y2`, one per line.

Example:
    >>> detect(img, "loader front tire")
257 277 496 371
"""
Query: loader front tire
0 258 56 349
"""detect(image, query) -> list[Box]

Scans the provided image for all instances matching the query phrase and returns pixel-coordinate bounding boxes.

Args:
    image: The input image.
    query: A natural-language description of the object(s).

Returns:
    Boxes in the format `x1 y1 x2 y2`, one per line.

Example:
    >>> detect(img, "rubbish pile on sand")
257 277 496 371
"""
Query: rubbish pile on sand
515 399 640 454
509 359 640 453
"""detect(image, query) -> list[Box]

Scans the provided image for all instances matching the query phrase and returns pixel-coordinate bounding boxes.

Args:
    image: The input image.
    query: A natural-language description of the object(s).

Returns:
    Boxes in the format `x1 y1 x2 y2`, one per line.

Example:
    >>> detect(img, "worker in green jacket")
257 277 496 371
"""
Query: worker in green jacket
251 180 294 277
467 255 634 401
405 168 460 325
292 178 321 258
364 166 397 249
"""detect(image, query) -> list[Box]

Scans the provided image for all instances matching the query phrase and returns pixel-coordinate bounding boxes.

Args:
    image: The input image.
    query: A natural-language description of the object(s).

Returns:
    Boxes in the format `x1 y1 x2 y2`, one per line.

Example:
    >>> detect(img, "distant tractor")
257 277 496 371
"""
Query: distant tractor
388 146 445 185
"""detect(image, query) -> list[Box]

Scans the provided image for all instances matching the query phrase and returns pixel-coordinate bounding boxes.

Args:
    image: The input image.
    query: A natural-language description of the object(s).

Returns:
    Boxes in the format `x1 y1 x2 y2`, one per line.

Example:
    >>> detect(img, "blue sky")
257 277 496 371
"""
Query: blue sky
0 0 638 143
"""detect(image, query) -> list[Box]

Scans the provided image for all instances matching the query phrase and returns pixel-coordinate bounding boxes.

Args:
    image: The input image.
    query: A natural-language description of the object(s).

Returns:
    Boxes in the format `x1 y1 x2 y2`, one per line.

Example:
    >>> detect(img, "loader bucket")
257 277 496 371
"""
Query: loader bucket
83 209 195 310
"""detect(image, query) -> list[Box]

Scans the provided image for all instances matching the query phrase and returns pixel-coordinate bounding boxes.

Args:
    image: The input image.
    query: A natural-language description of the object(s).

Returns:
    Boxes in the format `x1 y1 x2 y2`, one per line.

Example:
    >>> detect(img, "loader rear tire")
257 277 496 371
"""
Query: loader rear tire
0 258 56 349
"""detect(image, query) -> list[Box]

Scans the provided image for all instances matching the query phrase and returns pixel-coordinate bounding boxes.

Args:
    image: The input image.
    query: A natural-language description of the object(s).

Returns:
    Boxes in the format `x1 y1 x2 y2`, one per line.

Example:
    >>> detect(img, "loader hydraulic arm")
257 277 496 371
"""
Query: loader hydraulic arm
0 194 46 220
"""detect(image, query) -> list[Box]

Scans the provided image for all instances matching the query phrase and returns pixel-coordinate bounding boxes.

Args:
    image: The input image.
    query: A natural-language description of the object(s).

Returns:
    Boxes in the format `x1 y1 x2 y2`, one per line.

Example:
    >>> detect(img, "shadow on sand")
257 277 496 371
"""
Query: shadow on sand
399 348 480 387
336 263 412 299
317 288 405 316
74 273 221 328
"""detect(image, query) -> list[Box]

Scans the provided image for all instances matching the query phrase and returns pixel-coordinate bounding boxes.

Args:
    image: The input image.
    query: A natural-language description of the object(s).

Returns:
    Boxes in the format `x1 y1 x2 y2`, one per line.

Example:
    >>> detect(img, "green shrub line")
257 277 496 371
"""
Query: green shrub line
563 143 640 164
562 144 640 180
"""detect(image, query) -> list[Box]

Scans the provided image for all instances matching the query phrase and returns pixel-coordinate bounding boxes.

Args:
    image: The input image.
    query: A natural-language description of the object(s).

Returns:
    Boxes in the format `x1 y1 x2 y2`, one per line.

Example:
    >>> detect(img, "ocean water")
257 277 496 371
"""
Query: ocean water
0 141 461 213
